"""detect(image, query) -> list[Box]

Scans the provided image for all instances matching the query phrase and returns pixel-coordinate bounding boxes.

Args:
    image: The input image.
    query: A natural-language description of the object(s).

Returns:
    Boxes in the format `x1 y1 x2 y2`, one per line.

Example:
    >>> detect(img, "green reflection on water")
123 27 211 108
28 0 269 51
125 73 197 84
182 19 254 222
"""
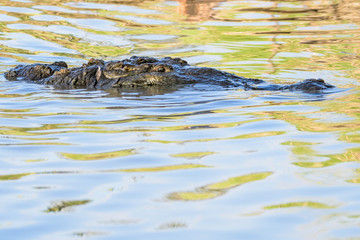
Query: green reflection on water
0 164 210 180
171 151 216 159
348 169 360 184
0 110 90 119
293 147 360 168
147 131 286 144
282 141 319 160
118 163 209 172
60 148 137 161
264 201 336 210
0 172 35 180
168 171 273 201
45 199 91 213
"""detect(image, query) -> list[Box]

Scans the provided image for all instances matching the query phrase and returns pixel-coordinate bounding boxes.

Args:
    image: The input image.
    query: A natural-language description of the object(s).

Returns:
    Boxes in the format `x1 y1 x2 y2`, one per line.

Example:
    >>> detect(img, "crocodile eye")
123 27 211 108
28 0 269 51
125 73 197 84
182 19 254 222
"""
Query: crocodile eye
122 64 132 71
179 59 188 65
156 66 165 72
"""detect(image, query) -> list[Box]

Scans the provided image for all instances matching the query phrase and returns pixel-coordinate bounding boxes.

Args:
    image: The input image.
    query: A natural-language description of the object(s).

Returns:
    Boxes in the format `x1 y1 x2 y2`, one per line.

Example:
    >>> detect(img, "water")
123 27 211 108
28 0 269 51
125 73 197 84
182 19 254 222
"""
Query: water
0 0 359 239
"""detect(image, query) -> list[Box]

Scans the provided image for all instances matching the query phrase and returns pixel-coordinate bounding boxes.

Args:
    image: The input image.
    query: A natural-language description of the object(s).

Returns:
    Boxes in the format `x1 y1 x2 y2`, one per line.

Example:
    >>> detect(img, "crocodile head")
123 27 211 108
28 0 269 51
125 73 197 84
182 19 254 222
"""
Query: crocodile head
98 56 194 88
95 56 263 88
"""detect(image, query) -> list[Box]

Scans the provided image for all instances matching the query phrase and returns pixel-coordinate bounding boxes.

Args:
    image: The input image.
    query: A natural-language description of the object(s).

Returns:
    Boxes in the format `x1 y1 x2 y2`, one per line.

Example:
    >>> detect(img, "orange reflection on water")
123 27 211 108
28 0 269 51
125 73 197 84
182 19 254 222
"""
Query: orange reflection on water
176 0 226 21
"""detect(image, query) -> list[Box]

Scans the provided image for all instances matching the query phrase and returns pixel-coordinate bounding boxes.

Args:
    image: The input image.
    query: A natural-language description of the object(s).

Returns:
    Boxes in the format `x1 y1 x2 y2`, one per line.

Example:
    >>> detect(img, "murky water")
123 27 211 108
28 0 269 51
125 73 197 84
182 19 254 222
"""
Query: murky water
0 0 359 239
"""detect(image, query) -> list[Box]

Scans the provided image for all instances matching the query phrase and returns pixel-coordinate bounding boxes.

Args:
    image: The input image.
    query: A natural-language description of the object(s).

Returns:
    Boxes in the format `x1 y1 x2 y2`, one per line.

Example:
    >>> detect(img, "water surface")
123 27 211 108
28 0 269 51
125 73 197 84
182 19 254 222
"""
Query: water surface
0 0 359 239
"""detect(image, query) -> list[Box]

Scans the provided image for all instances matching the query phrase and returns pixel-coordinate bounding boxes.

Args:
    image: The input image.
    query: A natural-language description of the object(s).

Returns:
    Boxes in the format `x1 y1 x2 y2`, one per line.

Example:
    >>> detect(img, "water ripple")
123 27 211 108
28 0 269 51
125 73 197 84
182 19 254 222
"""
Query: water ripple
0 0 359 239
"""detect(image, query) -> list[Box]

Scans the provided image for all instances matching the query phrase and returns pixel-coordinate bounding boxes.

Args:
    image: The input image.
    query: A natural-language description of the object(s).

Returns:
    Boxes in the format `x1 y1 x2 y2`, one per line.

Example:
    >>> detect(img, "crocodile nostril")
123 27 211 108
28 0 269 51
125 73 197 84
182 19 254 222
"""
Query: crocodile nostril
122 64 132 71
46 67 52 75
140 64 151 71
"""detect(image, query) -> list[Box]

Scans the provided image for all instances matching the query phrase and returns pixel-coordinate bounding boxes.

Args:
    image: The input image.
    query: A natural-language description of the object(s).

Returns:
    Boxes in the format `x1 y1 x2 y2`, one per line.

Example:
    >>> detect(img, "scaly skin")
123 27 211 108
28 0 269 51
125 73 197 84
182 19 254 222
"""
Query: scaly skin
4 56 335 92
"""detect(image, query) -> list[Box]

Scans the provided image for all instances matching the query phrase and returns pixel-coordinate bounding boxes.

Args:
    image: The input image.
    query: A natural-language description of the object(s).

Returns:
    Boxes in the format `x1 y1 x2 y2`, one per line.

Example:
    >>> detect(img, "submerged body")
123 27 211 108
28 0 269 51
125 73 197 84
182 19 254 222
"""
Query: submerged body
4 56 334 92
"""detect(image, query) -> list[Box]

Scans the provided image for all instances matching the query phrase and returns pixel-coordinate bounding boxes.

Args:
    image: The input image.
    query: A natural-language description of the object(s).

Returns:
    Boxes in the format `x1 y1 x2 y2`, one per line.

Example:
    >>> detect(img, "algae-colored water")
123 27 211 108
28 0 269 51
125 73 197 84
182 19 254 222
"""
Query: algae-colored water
0 0 359 239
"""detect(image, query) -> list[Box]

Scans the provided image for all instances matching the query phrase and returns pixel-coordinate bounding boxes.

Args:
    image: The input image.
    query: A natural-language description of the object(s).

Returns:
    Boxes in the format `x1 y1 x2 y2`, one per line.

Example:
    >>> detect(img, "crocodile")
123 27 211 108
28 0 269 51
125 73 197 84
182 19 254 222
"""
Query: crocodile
4 56 335 92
